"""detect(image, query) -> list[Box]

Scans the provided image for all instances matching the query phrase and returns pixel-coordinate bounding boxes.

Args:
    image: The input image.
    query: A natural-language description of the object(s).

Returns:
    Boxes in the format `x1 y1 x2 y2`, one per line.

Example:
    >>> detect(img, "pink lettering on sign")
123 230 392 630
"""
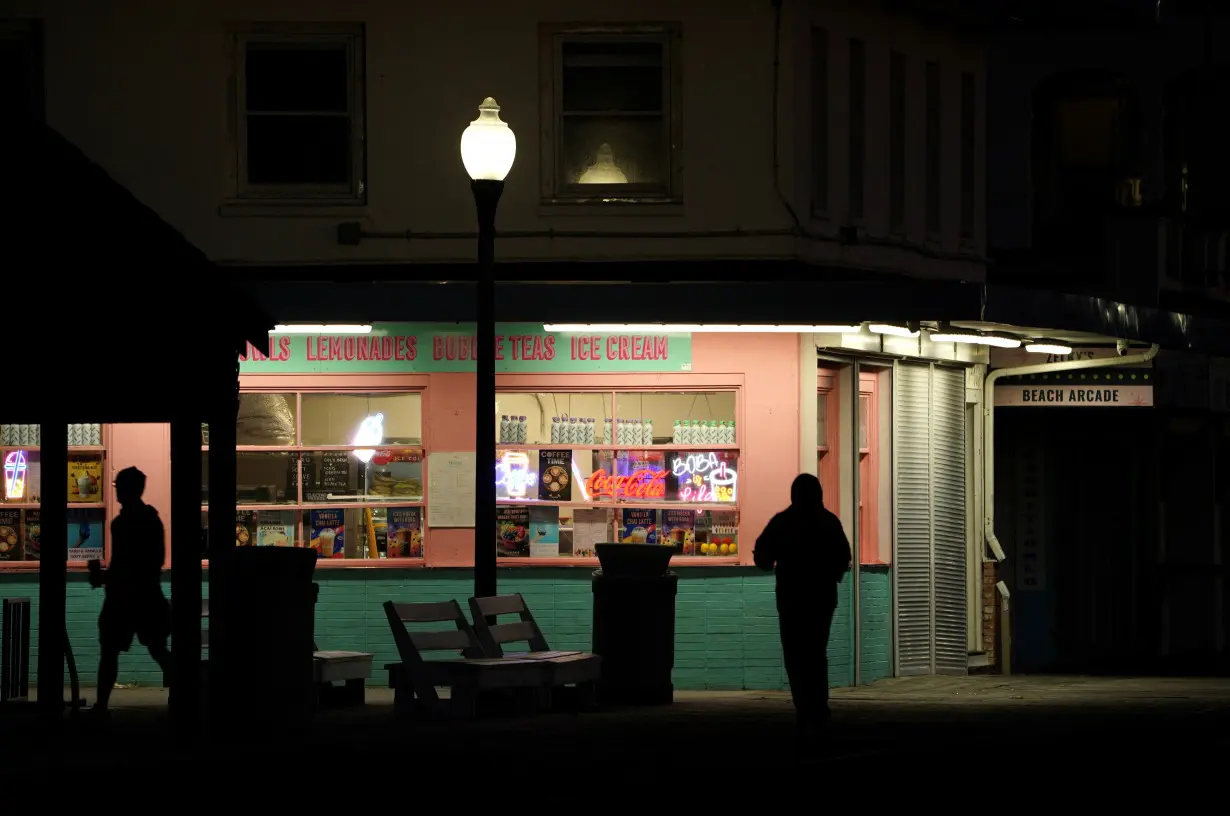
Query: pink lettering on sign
568 335 670 361
239 336 292 363
304 335 416 362
432 335 487 361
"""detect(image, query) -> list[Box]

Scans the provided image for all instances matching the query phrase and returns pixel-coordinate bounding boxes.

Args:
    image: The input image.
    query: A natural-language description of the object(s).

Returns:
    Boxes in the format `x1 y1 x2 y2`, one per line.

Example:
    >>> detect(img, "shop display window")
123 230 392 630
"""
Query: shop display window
0 423 107 564
202 391 425 561
494 389 740 560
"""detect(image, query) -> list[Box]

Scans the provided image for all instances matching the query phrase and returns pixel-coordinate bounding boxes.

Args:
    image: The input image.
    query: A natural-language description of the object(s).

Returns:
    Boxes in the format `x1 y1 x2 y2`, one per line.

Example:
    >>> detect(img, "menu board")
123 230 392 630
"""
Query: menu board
621 508 657 544
496 505 530 557
387 507 423 558
236 510 257 547
528 506 560 558
0 509 19 560
538 449 572 502
22 509 40 560
309 509 344 558
661 508 696 555
299 451 351 501
67 455 103 504
570 508 609 558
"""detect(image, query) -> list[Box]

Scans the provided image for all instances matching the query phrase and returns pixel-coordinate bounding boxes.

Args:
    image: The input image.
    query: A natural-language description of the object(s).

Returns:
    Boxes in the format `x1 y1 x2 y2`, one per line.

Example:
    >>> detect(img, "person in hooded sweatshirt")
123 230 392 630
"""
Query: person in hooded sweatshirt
87 466 171 713
754 473 851 742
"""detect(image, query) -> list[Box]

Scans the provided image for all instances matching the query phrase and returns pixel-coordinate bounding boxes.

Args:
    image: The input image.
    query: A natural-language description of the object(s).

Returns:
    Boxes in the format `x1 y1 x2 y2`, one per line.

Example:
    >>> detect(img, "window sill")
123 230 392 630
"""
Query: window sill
498 556 741 567
859 559 891 568
538 200 684 218
218 200 368 219
197 558 427 570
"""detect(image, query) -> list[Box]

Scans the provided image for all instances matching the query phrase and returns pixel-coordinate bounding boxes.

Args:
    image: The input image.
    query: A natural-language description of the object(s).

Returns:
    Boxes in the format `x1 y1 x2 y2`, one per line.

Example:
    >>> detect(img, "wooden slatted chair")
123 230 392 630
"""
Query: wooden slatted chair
382 599 547 719
468 593 601 709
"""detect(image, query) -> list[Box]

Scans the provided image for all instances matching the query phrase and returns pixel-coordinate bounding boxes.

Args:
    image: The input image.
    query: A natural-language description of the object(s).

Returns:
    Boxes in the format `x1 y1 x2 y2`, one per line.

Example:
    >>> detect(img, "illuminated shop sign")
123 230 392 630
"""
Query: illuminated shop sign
670 452 738 503
495 451 537 499
585 468 668 501
4 450 27 500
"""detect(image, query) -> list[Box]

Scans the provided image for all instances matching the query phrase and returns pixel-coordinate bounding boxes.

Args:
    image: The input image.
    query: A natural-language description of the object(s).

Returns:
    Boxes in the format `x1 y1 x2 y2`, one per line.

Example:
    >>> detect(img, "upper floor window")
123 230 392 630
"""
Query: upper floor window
227 22 366 205
960 71 976 242
0 20 44 124
539 23 683 207
889 51 906 234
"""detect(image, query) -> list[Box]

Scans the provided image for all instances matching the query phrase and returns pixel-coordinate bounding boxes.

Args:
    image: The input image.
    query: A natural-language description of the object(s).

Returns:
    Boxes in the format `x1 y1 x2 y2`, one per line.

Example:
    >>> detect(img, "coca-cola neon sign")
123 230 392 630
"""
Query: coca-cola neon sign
670 452 737 503
585 467 667 500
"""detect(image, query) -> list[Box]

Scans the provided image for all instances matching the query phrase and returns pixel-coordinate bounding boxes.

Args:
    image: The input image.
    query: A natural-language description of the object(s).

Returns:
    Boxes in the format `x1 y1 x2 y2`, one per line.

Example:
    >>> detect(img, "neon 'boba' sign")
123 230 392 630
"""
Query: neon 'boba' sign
669 452 737 503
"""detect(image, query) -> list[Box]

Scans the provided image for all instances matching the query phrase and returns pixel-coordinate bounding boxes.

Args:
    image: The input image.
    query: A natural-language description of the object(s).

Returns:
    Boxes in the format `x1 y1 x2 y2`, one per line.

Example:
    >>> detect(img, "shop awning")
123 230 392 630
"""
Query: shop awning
229 263 1230 356
6 117 273 420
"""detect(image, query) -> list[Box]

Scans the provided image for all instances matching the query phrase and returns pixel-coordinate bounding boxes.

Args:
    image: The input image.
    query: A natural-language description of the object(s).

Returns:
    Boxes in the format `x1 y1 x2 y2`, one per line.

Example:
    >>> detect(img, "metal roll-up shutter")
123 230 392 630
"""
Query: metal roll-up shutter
894 362 934 675
931 366 968 675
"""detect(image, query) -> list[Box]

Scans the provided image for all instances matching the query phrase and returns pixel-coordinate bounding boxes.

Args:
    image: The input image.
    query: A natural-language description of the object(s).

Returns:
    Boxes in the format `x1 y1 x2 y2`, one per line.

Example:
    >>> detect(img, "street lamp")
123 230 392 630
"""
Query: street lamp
461 97 515 599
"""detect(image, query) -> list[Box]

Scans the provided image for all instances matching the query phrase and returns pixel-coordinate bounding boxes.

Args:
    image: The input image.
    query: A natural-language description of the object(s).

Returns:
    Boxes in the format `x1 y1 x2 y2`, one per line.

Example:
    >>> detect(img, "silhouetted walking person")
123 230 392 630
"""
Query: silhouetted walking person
87 466 171 713
754 473 851 745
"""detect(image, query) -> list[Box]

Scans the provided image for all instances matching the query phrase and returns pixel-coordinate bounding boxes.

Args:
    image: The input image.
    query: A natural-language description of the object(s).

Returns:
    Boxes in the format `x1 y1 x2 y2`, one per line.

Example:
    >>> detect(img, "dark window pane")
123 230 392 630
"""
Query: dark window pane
560 115 664 187
925 62 941 235
245 45 349 113
561 41 662 112
889 51 906 232
0 37 41 122
246 114 350 184
848 39 865 221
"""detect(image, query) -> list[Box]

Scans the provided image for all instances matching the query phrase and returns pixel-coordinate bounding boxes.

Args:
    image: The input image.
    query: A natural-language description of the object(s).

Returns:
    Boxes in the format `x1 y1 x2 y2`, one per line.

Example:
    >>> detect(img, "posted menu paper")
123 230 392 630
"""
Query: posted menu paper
427 452 476 527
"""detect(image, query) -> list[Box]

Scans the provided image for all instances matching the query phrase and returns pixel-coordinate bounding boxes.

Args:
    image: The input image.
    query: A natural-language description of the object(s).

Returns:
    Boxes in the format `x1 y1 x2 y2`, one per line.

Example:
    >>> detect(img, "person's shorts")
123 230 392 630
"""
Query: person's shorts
99 595 171 653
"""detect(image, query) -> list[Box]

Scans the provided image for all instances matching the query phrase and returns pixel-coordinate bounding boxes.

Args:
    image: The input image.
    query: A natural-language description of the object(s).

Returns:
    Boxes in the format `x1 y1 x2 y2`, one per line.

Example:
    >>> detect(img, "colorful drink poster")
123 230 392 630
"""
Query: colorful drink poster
235 511 256 547
0 509 20 560
538 449 572 502
68 509 105 561
527 506 560 558
67 455 103 504
258 521 294 547
621 508 657 544
22 510 40 560
309 509 345 558
660 508 696 555
387 507 422 559
496 505 530 557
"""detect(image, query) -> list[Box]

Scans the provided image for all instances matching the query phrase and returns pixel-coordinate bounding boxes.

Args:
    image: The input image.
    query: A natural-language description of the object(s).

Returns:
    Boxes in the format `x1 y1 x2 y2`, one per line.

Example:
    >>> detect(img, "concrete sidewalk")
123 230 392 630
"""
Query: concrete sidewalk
3 675 1227 785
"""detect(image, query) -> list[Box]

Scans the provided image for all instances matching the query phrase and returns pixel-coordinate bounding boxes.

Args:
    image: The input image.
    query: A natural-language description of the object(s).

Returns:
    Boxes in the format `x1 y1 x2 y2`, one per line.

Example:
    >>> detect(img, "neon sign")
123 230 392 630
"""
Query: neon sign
585 468 667 500
495 451 537 499
4 450 27 500
670 452 737 503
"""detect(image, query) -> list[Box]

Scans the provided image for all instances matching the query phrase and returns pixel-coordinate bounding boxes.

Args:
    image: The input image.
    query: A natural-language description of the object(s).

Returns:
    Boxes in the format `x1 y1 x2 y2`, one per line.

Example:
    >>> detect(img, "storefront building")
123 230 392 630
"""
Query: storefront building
1 315 1015 691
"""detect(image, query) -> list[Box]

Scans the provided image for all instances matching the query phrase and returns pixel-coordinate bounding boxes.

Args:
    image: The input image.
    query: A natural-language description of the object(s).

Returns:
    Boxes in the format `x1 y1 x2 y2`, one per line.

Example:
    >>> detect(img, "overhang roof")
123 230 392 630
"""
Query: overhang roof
4 117 272 420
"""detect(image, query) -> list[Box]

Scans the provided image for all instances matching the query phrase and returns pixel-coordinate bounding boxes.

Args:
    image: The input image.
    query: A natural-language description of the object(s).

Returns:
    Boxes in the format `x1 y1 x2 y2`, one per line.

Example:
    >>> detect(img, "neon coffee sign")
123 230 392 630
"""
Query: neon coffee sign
495 451 537 499
670 452 737 503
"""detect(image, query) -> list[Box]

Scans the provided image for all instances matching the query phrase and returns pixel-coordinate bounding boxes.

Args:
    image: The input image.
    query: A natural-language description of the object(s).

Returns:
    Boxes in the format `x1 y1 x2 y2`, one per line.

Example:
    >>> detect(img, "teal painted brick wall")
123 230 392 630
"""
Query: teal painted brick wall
859 566 893 682
1 565 889 691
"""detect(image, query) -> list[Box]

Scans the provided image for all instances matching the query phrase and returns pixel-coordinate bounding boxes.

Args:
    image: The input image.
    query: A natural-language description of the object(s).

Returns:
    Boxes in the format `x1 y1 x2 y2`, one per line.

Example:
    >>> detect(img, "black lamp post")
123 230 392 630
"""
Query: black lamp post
461 97 516 600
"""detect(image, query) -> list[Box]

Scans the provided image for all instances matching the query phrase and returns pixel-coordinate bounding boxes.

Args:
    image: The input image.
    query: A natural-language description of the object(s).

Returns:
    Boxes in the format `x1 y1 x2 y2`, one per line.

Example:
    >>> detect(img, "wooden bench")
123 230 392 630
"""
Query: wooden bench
468 593 601 709
201 598 373 707
382 599 547 720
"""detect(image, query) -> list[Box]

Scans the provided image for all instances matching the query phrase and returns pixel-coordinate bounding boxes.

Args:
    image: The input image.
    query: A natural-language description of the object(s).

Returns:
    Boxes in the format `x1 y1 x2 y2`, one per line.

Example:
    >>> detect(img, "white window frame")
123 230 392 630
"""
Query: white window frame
225 21 366 206
537 22 684 208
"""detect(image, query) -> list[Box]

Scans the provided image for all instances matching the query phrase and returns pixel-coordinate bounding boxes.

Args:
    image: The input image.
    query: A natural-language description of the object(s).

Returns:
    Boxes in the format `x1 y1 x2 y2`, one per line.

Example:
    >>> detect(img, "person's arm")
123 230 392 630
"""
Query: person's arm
753 513 782 572
830 514 853 580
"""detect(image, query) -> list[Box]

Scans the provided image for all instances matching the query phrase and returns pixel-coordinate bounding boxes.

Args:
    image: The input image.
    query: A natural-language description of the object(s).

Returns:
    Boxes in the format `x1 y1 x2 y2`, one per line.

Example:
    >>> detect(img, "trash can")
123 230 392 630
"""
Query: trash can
591 544 678 705
211 547 317 738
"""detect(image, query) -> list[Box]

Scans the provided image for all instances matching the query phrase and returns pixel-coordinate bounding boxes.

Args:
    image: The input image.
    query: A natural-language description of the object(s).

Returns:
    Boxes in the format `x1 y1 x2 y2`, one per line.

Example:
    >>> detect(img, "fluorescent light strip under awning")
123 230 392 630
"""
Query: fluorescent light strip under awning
930 332 1021 349
543 324 865 333
272 324 373 334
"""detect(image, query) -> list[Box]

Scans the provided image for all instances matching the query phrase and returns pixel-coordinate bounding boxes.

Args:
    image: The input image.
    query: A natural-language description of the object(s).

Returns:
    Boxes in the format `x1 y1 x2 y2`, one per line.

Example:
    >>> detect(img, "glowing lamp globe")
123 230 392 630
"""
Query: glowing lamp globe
460 97 516 182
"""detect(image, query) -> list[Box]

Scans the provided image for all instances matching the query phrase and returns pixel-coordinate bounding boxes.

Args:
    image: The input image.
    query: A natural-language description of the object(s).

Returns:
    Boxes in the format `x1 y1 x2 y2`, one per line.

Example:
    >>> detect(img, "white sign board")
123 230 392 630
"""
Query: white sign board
995 384 1153 407
990 346 1151 369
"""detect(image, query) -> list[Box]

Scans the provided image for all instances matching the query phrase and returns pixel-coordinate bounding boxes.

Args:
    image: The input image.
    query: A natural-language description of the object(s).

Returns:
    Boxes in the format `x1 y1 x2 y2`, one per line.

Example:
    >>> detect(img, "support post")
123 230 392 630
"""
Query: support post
206 356 239 732
37 418 67 719
472 178 503 601
170 416 202 738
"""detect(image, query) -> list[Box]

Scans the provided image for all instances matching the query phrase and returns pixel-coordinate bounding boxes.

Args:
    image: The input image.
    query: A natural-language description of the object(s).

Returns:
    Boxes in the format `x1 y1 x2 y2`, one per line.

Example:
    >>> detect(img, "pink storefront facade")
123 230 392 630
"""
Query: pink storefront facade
0 326 892 691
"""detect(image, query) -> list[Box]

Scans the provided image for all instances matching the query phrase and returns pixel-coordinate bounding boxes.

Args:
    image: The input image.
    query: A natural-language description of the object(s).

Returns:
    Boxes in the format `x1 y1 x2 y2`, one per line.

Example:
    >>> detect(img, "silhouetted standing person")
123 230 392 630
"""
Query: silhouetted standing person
87 466 171 713
754 473 851 744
